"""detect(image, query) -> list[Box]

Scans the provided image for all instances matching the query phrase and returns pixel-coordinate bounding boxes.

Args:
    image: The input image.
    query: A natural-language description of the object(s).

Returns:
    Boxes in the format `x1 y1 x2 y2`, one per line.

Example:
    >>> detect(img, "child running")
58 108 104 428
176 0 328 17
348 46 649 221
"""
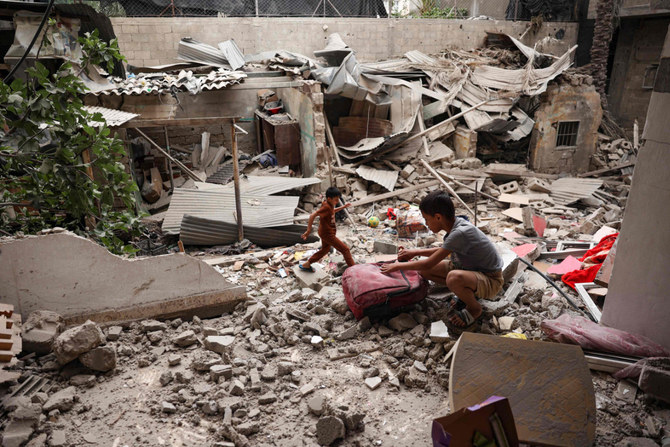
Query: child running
300 187 355 272
380 190 503 331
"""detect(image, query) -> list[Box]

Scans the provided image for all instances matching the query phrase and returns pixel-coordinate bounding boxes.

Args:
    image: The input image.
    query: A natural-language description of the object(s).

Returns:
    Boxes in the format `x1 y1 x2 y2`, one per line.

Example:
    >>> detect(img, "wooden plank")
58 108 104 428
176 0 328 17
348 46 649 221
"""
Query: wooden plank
119 117 239 129
450 333 595 447
577 161 636 178
420 159 474 217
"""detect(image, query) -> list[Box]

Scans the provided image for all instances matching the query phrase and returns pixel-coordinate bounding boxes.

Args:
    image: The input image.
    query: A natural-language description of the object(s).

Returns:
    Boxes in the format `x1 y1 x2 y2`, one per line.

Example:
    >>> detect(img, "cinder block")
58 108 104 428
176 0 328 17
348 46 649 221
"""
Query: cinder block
638 359 670 404
528 178 551 193
499 181 520 194
373 240 397 255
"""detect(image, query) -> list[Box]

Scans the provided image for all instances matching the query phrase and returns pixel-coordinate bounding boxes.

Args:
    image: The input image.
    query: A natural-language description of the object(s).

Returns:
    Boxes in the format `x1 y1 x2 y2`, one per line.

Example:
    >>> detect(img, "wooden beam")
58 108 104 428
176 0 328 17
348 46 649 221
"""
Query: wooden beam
325 119 342 167
135 129 202 182
577 161 636 178
295 180 441 221
120 117 239 129
230 122 244 242
421 159 475 217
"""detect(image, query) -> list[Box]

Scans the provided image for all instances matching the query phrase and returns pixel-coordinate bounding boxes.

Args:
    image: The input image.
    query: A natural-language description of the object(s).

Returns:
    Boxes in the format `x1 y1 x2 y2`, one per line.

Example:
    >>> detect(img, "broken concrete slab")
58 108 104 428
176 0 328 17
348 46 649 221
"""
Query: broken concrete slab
79 346 117 372
429 321 450 343
22 311 64 355
2 400 41 447
204 335 235 354
316 416 346 446
292 264 328 292
373 240 397 255
43 386 77 412
0 233 246 325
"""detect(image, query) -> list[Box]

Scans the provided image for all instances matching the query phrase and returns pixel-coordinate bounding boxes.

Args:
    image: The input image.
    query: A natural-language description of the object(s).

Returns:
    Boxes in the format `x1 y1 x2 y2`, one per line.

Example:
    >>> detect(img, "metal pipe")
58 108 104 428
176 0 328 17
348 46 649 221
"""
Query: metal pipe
230 122 244 242
517 257 596 322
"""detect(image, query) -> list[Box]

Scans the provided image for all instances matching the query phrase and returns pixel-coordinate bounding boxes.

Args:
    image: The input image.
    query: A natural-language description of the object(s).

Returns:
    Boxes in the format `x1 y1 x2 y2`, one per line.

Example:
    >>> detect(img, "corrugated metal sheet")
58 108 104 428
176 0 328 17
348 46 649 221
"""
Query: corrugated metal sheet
89 69 246 96
218 40 245 71
83 106 138 128
355 165 398 192
337 132 409 161
162 188 299 235
196 176 322 195
550 178 603 205
180 215 318 247
206 165 235 185
178 38 229 68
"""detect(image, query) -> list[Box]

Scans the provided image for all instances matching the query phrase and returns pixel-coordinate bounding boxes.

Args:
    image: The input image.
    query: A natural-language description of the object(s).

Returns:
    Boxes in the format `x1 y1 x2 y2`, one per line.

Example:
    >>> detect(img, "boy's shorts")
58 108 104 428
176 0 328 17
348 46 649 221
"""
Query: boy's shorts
443 260 504 299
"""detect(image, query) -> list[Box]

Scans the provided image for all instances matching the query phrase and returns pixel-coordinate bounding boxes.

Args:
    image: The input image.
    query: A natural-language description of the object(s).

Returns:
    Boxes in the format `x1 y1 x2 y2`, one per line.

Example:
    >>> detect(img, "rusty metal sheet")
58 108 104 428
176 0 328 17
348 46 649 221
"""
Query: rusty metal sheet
450 332 596 447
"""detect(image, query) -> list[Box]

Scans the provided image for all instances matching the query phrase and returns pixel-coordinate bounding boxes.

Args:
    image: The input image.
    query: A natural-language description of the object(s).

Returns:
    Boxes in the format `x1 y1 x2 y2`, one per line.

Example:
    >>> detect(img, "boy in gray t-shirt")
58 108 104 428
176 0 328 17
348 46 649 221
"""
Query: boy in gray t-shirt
381 190 503 331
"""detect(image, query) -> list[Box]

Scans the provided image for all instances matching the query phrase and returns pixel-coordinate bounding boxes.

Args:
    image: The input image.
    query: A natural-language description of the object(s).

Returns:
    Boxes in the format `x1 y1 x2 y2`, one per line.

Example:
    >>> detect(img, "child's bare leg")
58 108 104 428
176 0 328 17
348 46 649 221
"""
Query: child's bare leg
446 270 481 326
417 261 450 285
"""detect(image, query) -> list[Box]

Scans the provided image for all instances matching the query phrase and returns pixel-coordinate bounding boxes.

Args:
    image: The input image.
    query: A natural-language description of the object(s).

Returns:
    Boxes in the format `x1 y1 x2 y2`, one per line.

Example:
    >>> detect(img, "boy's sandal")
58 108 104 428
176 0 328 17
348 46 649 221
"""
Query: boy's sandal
298 264 315 273
446 308 481 334
445 296 466 314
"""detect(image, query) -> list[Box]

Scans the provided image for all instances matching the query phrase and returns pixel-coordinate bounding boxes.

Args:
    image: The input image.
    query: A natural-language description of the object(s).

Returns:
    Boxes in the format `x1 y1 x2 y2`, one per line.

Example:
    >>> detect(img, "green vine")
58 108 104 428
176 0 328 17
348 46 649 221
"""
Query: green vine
0 28 144 255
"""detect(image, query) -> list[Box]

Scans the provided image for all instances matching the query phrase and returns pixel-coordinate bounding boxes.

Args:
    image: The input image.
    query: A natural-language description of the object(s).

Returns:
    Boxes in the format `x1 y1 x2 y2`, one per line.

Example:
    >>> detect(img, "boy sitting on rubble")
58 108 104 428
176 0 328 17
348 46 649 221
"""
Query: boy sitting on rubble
299 187 355 272
380 190 503 331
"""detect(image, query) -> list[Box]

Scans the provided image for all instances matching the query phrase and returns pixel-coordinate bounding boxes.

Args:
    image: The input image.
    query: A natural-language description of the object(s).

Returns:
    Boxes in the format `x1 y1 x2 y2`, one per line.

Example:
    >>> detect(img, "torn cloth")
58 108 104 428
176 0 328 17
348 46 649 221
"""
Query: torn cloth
562 233 618 289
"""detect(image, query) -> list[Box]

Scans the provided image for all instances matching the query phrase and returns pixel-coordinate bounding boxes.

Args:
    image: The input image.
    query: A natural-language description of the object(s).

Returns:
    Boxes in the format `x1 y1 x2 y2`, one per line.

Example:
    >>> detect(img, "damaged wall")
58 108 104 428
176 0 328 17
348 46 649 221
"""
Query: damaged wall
528 84 602 174
110 18 578 67
0 232 247 325
601 25 670 350
607 17 670 131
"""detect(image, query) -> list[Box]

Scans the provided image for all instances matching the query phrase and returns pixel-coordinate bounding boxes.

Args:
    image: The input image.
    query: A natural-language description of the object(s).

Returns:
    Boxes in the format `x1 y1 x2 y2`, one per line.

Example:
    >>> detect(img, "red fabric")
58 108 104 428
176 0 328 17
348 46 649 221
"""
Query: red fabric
562 264 602 289
561 233 619 290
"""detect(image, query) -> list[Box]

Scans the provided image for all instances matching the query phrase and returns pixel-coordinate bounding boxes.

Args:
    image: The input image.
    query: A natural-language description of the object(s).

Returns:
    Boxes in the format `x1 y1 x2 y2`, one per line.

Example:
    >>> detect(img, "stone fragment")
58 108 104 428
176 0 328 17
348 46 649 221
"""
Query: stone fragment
2 400 41 447
330 296 350 315
357 317 372 332
258 392 277 405
162 401 177 414
168 354 181 366
202 401 218 415
43 387 77 412
336 325 358 341
300 383 315 397
365 377 382 390
498 316 515 331
203 335 235 354
26 433 47 447
429 321 450 343
106 326 123 341
49 430 66 447
277 361 295 376
140 320 167 332
202 326 218 336
173 330 197 347
311 335 324 347
308 394 325 416
413 360 428 373
211 364 233 381
69 375 96 388
229 380 245 396
53 320 104 365
156 370 172 387
293 264 328 291
79 346 117 372
388 313 417 331
316 416 346 446
377 326 394 337
190 351 221 371
616 438 660 447
236 422 260 436
22 311 64 355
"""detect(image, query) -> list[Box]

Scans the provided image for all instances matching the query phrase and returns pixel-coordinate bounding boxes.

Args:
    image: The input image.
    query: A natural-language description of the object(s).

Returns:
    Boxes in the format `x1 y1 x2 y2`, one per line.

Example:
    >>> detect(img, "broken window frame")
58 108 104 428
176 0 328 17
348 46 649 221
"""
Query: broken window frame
555 120 580 148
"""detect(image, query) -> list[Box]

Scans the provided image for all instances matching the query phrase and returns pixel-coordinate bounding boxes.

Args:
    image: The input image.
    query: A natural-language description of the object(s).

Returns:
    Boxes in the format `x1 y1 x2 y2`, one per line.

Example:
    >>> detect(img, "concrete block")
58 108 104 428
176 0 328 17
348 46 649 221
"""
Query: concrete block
373 240 397 255
22 311 64 355
528 178 551 193
292 264 328 292
0 232 245 325
53 320 105 365
638 359 670 404
499 181 520 194
400 164 415 179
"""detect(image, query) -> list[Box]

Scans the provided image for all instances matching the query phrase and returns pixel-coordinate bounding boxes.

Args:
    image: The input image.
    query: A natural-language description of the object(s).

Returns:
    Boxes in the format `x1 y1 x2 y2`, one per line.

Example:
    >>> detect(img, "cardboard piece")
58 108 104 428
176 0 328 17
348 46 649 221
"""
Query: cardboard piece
502 208 524 222
547 255 582 276
432 396 519 447
450 333 596 446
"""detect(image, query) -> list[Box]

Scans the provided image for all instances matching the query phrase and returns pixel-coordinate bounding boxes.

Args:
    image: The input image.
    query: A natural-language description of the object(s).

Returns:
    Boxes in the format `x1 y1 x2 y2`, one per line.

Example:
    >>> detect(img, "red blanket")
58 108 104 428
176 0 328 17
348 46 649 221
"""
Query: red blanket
561 233 618 289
